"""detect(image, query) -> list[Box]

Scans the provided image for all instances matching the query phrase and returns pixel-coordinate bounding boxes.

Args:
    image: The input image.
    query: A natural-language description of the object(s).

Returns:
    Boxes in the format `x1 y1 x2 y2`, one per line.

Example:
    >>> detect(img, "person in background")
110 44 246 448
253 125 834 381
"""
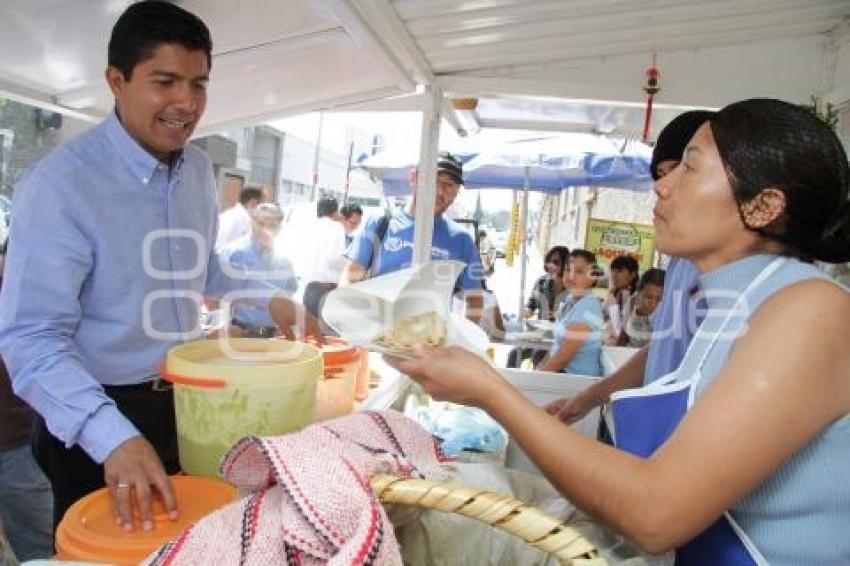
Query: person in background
506 245 571 368
618 268 665 348
341 152 483 321
0 237 53 562
217 203 298 338
602 255 639 345
478 229 496 279
523 245 570 321
536 249 604 377
340 203 363 246
390 98 850 563
545 109 715 424
302 196 348 323
215 185 263 250
0 1 320 532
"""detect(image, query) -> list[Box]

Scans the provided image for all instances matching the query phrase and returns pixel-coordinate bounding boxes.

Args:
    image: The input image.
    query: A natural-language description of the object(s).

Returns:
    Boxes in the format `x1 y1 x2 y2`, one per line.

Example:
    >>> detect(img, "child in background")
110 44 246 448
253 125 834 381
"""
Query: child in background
602 255 639 345
619 268 665 348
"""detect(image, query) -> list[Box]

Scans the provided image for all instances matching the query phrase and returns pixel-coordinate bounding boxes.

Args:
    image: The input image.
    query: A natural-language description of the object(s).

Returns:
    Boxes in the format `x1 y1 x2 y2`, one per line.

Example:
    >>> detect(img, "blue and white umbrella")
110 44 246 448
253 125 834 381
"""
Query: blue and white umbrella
357 134 653 195
462 135 652 192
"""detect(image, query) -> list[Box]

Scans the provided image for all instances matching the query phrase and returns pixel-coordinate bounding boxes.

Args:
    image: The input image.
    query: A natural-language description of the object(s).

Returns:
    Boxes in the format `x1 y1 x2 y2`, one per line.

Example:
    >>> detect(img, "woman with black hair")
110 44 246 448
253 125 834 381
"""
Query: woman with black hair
523 245 570 322
390 98 850 563
507 245 570 368
602 254 639 345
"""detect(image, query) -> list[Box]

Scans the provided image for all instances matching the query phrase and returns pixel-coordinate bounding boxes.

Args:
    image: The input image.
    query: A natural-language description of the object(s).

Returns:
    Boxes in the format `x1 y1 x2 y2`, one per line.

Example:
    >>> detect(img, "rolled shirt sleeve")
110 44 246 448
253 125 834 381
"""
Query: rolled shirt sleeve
344 214 380 270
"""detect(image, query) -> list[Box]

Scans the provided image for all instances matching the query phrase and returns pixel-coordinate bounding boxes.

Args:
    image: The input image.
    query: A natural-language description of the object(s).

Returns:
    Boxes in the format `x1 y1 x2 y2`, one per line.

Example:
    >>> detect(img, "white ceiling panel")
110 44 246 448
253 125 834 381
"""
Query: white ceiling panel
1 0 848 139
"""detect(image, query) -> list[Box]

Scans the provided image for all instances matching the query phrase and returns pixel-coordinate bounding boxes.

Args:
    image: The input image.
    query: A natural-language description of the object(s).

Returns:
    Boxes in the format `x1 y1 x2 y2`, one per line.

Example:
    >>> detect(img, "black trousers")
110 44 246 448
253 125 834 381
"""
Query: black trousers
32 383 180 529
302 281 340 336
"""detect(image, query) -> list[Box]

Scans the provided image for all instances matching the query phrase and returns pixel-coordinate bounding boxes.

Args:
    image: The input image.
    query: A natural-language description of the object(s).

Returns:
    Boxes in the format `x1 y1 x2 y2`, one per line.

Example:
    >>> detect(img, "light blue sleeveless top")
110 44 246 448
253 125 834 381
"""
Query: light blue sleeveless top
676 254 850 565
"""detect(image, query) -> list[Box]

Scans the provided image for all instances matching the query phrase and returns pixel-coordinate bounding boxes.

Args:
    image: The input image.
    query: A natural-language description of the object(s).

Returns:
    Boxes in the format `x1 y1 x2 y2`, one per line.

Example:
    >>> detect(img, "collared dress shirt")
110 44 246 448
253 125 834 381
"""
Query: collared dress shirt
0 112 258 463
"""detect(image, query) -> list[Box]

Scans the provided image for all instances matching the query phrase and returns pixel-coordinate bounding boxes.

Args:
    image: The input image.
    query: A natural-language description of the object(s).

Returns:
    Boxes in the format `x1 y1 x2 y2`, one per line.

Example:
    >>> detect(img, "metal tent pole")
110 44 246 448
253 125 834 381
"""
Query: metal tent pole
411 84 442 267
517 166 530 319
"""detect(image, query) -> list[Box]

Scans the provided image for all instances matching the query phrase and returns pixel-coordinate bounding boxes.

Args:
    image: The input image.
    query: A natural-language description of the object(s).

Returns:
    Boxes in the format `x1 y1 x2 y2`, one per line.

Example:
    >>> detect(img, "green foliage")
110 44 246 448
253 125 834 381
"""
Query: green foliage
803 95 839 130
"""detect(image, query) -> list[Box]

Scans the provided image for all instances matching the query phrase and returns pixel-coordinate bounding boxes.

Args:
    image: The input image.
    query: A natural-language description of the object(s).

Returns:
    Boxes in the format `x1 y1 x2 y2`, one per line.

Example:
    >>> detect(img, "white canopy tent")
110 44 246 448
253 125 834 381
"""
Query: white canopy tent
2 0 849 264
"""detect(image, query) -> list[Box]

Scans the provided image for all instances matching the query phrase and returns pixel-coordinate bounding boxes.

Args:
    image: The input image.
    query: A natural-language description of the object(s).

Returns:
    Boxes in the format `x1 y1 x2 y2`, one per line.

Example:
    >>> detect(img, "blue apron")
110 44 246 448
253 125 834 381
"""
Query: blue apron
611 258 785 566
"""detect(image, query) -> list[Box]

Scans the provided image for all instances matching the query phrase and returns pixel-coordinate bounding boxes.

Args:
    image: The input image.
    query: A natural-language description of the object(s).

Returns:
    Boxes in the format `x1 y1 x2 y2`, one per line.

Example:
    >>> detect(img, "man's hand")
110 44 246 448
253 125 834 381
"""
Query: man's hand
544 394 595 425
104 436 177 532
268 295 326 345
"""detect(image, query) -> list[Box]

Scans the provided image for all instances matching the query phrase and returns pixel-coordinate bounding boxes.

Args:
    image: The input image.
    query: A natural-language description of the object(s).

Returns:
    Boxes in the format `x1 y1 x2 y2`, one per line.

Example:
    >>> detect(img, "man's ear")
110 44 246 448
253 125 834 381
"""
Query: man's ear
409 169 418 191
105 66 127 98
741 188 787 229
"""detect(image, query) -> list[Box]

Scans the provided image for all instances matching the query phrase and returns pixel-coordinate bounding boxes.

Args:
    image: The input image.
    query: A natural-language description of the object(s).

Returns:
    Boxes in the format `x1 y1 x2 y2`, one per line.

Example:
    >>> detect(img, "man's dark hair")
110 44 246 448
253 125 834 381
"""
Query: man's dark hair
108 1 212 80
340 203 363 219
317 196 340 218
570 249 597 266
239 187 263 206
651 110 716 180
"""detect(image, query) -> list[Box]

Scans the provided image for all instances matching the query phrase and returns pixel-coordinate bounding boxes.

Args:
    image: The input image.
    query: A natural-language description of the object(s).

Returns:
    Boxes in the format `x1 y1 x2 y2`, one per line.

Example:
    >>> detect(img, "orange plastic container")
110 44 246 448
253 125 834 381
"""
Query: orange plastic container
316 337 360 420
354 348 371 401
56 476 237 565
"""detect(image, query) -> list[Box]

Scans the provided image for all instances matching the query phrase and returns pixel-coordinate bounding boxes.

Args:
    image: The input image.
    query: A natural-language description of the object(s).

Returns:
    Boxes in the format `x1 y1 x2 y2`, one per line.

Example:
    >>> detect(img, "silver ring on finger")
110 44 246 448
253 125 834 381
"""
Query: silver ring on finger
116 482 131 489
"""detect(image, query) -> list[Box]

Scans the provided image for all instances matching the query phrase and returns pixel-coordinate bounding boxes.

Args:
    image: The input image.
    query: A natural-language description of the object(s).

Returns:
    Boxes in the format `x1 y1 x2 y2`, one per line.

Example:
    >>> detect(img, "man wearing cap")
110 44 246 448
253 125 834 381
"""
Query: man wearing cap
341 152 483 317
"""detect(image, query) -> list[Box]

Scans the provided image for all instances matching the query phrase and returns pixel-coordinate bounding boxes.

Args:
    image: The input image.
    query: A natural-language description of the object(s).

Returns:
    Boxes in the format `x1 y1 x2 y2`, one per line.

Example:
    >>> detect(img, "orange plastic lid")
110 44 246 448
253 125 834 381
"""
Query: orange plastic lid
56 475 237 565
320 337 360 366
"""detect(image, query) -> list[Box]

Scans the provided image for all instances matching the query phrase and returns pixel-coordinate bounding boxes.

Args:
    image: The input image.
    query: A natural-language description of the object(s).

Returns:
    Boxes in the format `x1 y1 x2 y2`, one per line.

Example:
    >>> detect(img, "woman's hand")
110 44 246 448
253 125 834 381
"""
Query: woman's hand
544 394 596 424
385 346 505 407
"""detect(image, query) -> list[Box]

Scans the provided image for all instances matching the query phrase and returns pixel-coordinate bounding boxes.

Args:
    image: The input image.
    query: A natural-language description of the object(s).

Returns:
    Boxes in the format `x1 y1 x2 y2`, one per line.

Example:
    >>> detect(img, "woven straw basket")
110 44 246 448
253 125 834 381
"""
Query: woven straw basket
371 474 606 565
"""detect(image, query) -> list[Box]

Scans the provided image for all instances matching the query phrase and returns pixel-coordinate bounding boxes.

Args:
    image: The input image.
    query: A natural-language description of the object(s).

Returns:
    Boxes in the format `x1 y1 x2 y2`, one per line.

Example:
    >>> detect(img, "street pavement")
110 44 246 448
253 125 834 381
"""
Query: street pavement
485 244 544 318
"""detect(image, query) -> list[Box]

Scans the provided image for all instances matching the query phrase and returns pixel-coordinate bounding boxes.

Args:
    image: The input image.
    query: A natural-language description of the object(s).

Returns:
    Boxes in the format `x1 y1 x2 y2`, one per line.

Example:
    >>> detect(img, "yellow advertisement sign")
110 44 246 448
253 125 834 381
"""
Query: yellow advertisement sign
584 218 655 273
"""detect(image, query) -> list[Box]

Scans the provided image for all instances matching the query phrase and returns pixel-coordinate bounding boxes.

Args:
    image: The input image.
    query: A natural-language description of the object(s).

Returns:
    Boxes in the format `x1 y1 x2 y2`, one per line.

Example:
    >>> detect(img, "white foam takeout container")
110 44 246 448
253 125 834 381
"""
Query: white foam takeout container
322 260 489 359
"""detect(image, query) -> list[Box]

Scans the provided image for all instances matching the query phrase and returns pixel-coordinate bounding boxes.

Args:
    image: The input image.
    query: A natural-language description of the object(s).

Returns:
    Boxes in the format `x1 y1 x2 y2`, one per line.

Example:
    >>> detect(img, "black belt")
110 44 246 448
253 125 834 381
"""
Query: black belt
232 319 278 338
103 377 172 393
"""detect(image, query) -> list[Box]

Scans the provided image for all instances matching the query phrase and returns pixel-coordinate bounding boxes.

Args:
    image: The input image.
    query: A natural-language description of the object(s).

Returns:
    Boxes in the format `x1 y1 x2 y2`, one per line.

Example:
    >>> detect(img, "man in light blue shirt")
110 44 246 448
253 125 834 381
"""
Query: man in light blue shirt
0 1 318 531
217 203 298 336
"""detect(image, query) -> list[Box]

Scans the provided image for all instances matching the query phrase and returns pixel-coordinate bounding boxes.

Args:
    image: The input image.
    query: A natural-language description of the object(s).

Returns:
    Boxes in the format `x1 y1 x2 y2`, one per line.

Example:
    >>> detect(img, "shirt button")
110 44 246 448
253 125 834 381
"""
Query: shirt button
142 177 149 183
173 244 181 251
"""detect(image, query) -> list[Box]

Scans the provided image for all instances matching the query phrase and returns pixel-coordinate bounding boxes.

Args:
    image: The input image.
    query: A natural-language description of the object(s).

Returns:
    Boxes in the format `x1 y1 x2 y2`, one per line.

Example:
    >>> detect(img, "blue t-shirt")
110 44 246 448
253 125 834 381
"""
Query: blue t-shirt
345 209 482 291
643 257 702 384
549 294 604 377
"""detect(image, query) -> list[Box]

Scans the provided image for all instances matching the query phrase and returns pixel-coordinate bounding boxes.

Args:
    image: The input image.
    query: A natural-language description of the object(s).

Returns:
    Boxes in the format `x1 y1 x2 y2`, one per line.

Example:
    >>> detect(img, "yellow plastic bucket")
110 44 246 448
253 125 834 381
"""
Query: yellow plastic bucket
163 338 322 478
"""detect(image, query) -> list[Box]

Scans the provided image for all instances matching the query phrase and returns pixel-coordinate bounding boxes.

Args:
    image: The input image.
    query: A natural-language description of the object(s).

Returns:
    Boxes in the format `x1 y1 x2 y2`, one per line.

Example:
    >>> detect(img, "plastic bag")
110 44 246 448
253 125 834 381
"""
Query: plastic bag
404 395 508 457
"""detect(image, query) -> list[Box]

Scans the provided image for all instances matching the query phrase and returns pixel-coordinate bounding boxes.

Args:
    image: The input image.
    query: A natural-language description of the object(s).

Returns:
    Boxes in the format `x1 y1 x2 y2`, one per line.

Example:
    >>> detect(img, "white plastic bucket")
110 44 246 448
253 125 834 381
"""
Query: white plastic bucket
163 338 322 478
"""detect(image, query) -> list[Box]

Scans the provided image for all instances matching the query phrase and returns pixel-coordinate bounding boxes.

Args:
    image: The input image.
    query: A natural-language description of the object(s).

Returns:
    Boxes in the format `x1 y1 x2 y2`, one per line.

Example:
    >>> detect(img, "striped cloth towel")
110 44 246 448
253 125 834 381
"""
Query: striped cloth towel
144 410 451 565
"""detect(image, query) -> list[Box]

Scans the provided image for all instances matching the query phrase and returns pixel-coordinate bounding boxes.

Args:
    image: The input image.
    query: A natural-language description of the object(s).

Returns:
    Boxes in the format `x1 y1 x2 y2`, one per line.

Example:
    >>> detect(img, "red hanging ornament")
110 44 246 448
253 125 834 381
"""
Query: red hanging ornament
642 54 661 142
